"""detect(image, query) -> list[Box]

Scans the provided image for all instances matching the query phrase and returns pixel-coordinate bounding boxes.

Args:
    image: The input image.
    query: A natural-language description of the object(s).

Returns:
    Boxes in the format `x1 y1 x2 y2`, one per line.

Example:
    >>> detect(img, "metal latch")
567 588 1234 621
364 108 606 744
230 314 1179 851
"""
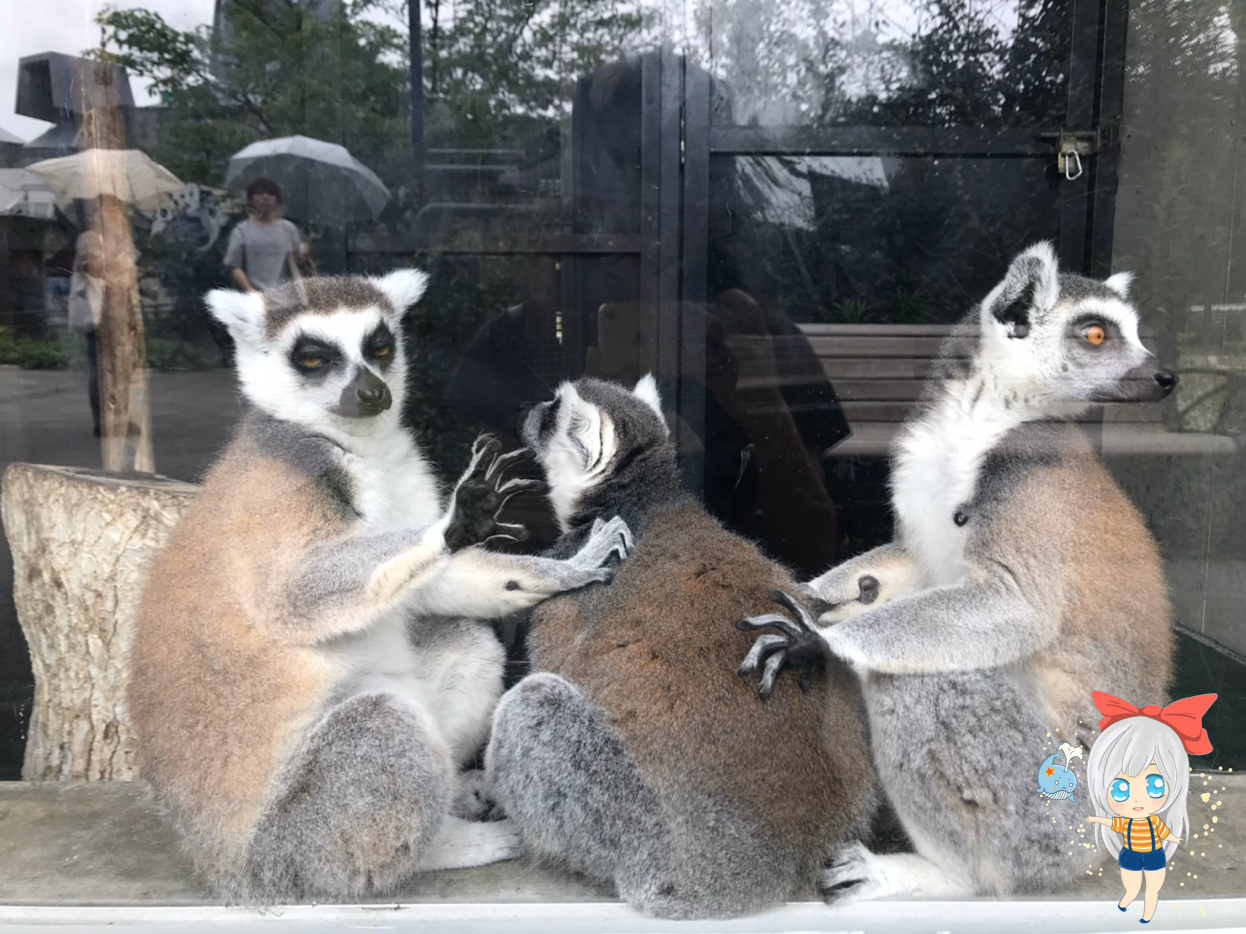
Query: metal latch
1040 129 1098 181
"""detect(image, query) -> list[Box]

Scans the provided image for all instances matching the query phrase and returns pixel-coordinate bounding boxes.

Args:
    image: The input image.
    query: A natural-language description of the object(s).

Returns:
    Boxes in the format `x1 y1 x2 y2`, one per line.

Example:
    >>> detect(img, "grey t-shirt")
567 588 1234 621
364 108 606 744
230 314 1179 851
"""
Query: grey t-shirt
223 219 301 291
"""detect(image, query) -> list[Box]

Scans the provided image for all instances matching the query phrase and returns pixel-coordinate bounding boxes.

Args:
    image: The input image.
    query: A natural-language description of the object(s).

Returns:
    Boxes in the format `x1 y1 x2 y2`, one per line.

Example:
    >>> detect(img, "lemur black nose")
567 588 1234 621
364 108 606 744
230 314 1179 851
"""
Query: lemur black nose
357 384 386 404
336 367 392 418
1154 369 1178 394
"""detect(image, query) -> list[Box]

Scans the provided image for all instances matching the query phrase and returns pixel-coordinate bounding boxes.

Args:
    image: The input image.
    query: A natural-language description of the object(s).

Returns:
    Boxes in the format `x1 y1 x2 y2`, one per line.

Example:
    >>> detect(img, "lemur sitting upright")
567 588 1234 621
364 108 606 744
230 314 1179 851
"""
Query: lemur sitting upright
740 243 1175 901
486 376 874 920
128 271 632 902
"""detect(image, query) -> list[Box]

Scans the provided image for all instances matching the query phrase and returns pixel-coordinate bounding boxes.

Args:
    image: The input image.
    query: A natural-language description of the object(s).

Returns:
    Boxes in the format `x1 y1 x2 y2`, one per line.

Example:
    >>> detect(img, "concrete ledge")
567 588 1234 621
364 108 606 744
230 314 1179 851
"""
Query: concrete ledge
1 899 1246 933
1 777 1242 914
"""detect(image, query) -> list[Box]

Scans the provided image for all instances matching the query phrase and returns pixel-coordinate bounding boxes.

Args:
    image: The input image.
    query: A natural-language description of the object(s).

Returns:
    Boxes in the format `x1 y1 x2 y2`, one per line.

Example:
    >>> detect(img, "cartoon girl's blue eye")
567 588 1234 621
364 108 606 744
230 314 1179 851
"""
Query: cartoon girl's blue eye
1111 779 1130 801
1147 774 1166 799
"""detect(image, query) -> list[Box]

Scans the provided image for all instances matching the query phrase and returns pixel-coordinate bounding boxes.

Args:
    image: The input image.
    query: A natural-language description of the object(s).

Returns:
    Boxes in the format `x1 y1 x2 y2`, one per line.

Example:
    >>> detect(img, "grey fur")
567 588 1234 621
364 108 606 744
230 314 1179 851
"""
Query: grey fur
489 377 875 919
744 244 1175 901
237 692 450 901
133 271 631 904
261 276 394 338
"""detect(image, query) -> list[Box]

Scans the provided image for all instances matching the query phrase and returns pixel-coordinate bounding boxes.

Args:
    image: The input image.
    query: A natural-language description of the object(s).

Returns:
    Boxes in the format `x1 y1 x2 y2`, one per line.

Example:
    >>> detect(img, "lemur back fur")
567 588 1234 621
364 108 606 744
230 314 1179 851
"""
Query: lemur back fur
771 244 1174 901
129 271 631 901
486 377 875 919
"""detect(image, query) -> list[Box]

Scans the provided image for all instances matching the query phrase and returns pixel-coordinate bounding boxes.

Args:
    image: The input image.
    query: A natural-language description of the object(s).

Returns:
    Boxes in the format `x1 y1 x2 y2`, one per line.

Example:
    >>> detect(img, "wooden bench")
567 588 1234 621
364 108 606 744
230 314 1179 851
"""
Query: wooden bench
730 324 1240 459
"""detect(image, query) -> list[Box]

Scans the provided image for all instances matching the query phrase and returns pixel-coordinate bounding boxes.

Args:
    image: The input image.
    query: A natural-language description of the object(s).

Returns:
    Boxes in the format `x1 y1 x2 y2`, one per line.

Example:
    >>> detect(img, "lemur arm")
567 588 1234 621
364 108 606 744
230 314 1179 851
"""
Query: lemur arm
411 516 633 619
817 571 1054 674
802 542 922 624
264 435 550 643
273 522 453 642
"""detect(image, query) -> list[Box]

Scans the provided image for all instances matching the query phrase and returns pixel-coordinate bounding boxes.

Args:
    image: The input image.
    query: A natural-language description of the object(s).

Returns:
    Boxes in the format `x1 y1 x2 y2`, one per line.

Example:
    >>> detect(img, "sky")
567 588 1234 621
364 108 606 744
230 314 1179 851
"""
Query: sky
0 0 215 141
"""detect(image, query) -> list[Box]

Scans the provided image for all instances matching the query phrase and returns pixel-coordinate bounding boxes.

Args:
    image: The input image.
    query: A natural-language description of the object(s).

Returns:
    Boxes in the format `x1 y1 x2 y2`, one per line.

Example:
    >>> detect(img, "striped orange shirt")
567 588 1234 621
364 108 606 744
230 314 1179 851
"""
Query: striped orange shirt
1112 816 1170 852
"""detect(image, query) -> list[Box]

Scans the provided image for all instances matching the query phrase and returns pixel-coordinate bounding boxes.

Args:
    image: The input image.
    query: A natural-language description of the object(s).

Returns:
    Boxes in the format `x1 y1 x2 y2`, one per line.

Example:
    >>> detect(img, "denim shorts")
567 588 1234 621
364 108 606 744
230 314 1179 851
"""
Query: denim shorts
1119 847 1166 872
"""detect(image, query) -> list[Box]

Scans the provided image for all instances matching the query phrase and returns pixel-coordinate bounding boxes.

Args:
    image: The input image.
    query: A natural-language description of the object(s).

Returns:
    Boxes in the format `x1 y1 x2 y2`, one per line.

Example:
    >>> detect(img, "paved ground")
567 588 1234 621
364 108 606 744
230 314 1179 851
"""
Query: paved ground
0 778 1241 905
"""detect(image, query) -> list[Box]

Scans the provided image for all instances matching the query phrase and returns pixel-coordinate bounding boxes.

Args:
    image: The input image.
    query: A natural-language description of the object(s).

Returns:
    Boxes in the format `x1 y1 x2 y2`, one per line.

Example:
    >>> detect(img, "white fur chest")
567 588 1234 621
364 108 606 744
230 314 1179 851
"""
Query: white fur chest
890 379 1022 587
339 427 443 532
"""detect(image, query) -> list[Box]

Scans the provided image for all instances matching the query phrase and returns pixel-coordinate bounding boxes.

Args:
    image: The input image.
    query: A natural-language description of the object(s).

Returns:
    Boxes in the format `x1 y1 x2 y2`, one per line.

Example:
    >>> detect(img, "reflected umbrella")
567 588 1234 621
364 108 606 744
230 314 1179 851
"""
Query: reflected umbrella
226 135 390 226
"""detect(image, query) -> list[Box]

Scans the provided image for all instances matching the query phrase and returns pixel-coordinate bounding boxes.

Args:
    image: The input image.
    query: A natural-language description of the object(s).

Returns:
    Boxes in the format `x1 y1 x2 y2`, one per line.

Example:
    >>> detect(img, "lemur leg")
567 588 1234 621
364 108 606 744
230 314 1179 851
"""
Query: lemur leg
486 673 782 919
823 671 1084 903
406 616 508 819
487 673 666 889
409 616 507 766
802 542 922 625
239 692 514 901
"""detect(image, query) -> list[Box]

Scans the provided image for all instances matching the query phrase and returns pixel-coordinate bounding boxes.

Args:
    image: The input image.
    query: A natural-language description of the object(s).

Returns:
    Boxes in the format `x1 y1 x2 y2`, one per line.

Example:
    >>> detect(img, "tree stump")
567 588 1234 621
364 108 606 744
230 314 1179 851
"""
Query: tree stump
0 465 199 780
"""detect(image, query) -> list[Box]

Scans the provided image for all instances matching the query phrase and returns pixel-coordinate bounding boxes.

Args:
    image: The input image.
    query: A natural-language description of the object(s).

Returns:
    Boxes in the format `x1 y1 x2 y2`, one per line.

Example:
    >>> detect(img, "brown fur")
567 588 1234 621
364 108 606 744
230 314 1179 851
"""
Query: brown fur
128 436 343 880
1013 429 1173 730
527 499 875 894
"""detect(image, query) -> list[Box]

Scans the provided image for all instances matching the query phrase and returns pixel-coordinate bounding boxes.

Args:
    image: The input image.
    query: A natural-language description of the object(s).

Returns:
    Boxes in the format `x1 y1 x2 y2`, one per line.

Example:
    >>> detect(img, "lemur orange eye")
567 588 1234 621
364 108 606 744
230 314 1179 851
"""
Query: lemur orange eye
1084 325 1106 346
299 356 325 368
374 346 392 357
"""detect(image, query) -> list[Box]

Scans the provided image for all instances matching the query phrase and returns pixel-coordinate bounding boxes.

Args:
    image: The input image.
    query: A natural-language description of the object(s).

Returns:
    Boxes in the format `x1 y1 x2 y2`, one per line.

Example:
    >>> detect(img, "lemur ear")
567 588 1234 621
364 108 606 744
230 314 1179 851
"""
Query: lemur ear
983 241 1060 339
372 268 429 318
633 373 670 435
205 289 266 344
1104 271 1133 298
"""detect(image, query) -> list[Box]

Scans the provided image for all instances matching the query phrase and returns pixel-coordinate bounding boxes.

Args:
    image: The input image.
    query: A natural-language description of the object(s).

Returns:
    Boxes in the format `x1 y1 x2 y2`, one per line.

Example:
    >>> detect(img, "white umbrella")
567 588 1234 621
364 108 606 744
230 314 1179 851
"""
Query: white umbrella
226 134 390 226
25 148 183 210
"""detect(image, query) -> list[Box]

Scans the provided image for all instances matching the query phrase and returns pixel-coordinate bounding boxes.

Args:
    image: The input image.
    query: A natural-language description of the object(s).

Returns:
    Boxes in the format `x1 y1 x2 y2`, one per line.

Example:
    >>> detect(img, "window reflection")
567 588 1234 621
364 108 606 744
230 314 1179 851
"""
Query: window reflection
0 0 1242 801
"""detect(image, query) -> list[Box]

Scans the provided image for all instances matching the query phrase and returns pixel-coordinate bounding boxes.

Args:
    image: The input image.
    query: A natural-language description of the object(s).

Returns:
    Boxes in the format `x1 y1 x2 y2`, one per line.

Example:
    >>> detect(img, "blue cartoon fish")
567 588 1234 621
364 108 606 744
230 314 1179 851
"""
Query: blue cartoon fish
1036 742 1083 802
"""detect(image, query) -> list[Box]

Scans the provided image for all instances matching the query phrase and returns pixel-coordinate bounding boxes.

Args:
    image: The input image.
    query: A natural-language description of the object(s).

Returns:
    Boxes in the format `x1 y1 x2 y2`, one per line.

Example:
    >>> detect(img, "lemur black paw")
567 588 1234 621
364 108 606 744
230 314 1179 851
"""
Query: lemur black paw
736 588 830 699
445 435 547 552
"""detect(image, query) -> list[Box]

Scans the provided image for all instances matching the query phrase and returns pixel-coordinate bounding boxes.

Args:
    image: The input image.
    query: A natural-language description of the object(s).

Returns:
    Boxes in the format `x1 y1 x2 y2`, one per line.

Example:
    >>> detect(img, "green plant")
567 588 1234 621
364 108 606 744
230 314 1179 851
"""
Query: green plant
0 328 69 370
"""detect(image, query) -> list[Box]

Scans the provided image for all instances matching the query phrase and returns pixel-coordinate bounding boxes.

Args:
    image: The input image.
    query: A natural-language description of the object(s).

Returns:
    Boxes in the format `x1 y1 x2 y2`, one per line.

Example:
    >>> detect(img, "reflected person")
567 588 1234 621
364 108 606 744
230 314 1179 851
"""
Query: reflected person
223 177 313 292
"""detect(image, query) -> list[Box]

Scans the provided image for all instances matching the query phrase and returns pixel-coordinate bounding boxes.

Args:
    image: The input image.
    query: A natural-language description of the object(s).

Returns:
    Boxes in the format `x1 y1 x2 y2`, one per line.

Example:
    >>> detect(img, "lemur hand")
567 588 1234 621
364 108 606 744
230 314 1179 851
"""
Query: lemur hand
737 589 831 700
560 516 635 587
445 434 548 552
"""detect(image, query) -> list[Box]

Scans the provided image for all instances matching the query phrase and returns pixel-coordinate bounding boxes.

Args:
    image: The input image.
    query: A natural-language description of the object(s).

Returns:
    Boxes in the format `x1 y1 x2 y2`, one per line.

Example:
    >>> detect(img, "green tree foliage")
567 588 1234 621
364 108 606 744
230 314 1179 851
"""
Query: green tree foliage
94 1 409 183
419 0 647 147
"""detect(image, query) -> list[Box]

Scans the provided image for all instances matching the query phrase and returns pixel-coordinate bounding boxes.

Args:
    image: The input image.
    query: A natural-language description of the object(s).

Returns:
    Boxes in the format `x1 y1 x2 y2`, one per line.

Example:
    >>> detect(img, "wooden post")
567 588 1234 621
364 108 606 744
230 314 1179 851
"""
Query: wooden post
77 60 155 473
0 464 199 781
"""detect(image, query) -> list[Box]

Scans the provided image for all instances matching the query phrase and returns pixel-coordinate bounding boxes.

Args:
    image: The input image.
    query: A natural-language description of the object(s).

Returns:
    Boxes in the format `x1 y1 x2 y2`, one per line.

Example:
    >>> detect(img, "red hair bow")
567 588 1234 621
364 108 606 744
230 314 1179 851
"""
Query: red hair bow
1092 691 1217 756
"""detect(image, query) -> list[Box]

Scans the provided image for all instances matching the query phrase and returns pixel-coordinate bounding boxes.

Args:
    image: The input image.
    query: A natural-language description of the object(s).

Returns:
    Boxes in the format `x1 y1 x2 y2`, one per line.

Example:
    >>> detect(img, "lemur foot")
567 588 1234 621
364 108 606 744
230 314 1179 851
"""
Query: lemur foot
737 589 830 699
445 435 547 552
821 842 973 904
820 841 885 905
451 769 503 821
419 815 523 872
566 516 635 585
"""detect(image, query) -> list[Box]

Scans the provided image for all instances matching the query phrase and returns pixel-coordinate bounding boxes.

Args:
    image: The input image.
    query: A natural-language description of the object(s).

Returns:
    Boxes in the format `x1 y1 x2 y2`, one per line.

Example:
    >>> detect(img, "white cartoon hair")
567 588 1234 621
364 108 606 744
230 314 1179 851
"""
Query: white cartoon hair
1087 717 1190 860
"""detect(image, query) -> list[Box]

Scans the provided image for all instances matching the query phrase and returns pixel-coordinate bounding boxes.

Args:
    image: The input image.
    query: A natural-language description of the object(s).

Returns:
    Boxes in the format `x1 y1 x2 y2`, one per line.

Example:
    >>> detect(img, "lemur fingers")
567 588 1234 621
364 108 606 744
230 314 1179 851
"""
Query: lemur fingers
571 516 634 568
482 522 529 545
758 650 787 700
495 476 546 497
736 611 804 639
738 633 788 673
768 588 818 630
484 445 536 483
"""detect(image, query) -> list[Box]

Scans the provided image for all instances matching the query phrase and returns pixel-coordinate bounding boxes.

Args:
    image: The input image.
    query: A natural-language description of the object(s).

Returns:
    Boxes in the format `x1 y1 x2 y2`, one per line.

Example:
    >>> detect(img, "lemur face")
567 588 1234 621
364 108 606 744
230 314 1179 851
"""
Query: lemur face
516 375 668 530
979 242 1176 409
206 270 428 433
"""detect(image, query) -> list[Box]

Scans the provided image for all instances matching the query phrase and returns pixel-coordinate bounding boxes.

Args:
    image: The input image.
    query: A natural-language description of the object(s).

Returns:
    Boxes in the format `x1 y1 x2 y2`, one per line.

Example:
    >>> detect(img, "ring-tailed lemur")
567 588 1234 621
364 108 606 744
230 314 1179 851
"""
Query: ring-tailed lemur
739 243 1175 901
485 376 875 919
128 271 632 902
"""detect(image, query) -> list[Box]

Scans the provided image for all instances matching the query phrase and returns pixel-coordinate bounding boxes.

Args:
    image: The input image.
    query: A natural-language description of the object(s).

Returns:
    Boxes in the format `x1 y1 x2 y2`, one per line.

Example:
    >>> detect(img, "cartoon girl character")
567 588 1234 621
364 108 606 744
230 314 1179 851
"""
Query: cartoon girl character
1085 691 1217 924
